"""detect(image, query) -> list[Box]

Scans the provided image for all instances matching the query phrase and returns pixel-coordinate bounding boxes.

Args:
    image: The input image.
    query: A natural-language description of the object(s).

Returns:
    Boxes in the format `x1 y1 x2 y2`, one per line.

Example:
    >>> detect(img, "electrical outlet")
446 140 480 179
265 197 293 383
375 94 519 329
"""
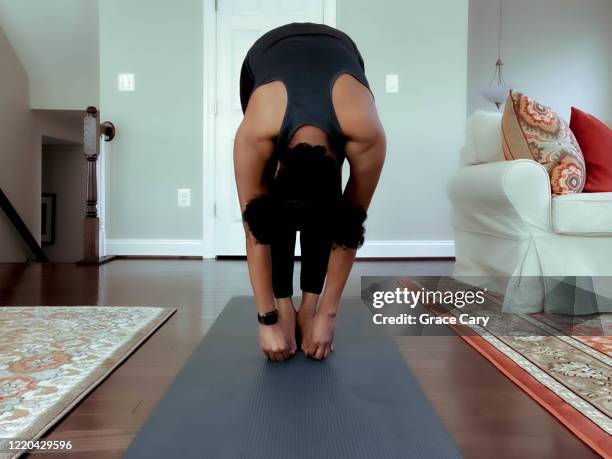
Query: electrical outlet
178 189 191 207
118 73 135 91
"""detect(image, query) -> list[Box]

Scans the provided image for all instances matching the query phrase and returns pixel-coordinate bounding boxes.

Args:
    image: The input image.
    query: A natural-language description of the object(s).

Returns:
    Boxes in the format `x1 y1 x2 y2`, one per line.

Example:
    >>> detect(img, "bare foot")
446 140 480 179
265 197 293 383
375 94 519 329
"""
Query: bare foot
296 293 318 353
306 311 336 360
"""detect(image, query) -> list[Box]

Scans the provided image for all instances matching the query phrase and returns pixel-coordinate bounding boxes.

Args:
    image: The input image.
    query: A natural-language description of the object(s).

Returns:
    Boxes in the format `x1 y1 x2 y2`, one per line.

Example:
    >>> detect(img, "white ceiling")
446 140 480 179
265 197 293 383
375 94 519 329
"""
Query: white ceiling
0 0 99 109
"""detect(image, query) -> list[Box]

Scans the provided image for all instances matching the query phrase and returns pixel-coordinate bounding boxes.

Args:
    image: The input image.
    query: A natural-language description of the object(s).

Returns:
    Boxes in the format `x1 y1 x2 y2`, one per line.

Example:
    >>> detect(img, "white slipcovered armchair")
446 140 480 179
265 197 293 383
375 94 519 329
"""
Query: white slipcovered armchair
447 112 612 314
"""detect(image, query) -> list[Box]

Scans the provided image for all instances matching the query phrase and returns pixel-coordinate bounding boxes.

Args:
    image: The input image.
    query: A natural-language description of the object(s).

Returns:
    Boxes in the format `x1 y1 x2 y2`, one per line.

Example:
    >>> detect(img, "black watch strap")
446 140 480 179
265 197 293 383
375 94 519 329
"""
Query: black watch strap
257 309 279 325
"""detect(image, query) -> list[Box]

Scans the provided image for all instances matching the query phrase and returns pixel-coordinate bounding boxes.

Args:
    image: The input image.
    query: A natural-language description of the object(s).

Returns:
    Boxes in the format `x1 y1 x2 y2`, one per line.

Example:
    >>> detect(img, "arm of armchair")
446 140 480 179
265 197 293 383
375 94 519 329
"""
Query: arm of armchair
447 160 552 237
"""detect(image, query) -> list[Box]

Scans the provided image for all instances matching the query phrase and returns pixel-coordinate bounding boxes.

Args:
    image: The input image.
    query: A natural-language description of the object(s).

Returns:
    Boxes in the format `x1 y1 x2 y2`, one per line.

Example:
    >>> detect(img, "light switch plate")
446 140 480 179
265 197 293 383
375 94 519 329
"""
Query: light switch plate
386 74 399 93
178 188 191 207
118 73 135 91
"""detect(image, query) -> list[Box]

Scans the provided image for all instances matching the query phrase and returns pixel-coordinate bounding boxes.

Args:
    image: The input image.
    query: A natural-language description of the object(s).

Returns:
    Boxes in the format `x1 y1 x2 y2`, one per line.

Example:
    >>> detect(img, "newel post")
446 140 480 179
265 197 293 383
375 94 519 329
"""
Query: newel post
82 107 101 263
84 107 100 218
80 107 116 265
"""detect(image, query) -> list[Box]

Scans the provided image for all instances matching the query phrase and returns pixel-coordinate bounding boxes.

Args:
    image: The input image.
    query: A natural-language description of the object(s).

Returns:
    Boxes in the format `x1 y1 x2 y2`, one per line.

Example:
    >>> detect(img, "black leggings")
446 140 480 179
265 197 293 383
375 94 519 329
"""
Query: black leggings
271 225 333 299
240 30 334 299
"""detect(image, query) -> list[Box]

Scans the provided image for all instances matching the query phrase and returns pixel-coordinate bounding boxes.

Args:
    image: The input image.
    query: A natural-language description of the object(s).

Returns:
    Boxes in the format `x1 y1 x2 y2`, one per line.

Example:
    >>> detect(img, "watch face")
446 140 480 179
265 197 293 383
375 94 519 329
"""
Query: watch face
258 310 279 325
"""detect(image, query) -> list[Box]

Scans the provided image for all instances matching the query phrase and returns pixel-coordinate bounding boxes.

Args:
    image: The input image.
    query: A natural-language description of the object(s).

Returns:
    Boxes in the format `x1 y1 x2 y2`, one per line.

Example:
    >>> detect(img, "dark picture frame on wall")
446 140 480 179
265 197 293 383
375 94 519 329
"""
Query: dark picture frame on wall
41 193 56 246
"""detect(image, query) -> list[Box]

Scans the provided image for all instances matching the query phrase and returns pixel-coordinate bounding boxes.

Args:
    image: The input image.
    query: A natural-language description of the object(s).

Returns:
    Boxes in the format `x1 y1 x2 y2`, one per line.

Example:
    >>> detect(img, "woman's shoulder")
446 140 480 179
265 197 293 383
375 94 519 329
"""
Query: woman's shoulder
240 81 288 142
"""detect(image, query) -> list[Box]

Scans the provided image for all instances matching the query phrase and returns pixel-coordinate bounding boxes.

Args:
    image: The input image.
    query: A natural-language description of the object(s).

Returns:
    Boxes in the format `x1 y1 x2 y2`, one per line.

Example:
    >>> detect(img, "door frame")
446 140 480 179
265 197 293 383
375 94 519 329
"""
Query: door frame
201 0 337 258
99 135 107 257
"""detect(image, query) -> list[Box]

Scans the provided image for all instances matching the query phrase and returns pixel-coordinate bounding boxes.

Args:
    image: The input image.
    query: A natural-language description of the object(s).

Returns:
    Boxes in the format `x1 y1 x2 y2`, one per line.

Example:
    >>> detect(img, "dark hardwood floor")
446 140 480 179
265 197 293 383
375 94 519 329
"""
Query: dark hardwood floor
0 260 597 459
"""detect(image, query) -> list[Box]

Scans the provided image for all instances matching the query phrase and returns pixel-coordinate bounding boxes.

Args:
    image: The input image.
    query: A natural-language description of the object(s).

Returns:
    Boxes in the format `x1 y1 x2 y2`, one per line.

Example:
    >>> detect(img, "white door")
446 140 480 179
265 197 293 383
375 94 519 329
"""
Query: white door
214 0 333 256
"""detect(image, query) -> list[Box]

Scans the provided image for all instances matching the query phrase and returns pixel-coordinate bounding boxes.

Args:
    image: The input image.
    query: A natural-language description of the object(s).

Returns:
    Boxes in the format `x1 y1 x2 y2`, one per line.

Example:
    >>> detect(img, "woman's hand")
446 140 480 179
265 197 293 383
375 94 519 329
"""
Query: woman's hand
305 311 336 360
259 300 297 362
259 323 295 361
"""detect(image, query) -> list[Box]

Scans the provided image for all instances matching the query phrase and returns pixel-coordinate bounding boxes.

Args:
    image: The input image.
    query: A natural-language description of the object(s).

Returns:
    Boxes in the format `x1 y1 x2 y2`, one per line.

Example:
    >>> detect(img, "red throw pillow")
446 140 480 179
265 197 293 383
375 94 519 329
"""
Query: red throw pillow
570 107 612 192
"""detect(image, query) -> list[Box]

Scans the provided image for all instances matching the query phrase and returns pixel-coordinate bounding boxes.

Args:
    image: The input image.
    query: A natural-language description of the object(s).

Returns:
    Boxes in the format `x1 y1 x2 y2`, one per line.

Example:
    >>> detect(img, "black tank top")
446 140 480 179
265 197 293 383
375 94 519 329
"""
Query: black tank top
240 22 371 156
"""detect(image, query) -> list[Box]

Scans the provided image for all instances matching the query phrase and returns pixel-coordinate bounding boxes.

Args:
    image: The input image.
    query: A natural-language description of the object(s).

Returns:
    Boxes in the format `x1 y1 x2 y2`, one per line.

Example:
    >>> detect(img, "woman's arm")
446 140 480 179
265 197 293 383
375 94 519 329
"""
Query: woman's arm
304 76 385 360
306 129 385 360
234 81 288 316
320 74 387 316
235 128 297 361
319 129 386 316
234 82 296 361
233 126 276 316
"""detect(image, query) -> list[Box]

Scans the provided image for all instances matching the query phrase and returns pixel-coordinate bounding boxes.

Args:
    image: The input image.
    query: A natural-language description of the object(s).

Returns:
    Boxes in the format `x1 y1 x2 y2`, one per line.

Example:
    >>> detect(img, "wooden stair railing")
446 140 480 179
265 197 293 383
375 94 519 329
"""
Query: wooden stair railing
0 187 48 262
80 106 116 265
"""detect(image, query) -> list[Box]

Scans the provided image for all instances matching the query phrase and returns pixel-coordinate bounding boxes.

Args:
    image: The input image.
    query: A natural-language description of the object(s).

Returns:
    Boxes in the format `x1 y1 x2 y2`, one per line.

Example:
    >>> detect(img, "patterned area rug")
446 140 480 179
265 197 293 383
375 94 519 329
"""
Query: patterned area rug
0 306 175 459
400 278 612 458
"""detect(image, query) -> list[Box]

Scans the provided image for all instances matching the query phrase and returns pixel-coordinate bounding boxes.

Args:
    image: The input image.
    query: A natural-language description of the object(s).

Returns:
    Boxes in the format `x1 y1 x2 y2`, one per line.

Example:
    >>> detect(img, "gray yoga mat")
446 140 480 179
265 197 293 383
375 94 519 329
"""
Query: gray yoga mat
125 297 462 459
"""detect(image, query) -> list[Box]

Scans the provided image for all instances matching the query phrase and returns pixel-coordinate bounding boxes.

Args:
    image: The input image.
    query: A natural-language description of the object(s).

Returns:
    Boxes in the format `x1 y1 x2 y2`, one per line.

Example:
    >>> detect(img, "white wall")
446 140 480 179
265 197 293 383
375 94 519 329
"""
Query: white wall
0 0 99 109
1 20 88 262
339 0 468 249
469 0 612 121
0 25 38 262
609 0 612 120
34 110 85 145
99 0 203 241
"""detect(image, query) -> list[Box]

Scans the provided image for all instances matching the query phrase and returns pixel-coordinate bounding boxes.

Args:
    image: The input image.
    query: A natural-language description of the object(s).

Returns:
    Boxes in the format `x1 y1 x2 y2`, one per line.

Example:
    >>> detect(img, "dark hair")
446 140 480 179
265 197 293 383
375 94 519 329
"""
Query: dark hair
274 143 340 207
243 143 367 248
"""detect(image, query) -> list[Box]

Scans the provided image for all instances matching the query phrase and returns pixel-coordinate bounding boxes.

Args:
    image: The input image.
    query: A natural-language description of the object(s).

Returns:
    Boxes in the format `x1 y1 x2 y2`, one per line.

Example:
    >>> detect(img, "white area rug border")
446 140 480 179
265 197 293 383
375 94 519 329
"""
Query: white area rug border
105 239 455 258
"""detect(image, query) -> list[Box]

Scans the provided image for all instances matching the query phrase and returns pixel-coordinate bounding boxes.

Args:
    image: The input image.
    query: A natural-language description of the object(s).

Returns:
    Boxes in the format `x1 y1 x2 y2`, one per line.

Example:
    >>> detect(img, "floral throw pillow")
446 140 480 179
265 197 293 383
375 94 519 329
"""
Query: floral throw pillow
501 90 586 194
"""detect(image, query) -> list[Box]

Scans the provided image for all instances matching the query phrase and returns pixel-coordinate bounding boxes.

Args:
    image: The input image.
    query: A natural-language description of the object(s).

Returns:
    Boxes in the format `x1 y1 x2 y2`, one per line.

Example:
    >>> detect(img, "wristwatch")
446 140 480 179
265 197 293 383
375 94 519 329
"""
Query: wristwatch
257 309 279 325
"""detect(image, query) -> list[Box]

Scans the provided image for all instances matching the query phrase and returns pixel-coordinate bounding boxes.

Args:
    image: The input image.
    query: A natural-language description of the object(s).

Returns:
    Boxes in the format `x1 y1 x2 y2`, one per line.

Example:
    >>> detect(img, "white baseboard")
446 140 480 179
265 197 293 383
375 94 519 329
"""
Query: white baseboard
358 240 455 258
105 239 455 258
105 239 204 257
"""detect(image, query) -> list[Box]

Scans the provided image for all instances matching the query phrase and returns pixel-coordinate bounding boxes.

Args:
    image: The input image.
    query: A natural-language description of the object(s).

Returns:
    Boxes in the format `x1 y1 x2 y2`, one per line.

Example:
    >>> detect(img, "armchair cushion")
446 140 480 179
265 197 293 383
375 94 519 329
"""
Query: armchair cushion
552 193 612 235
